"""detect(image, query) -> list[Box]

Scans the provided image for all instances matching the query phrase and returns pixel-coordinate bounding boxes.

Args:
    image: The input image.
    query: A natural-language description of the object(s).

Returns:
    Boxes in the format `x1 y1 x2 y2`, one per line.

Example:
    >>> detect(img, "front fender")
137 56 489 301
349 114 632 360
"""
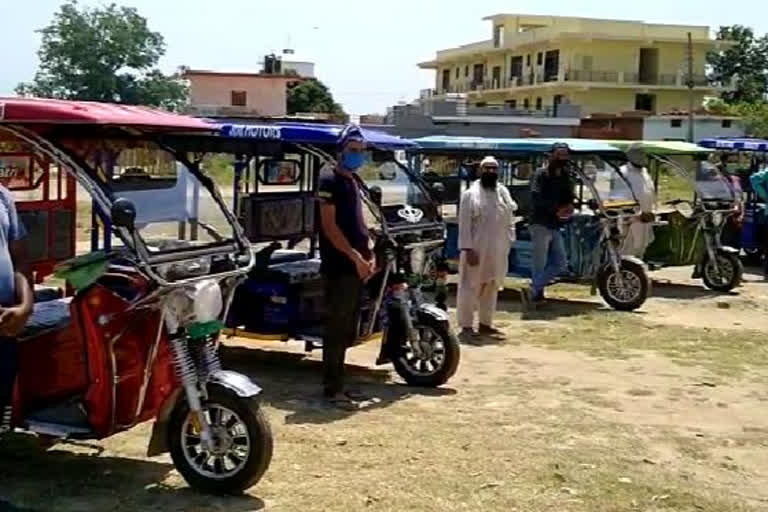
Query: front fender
208 370 263 398
718 245 739 255
620 255 647 268
417 303 450 324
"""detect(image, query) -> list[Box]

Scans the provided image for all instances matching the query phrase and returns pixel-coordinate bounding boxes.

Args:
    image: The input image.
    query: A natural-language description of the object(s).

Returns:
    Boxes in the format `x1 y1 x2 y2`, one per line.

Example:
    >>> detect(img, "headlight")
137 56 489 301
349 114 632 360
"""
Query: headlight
410 247 426 275
712 212 724 226
189 279 223 323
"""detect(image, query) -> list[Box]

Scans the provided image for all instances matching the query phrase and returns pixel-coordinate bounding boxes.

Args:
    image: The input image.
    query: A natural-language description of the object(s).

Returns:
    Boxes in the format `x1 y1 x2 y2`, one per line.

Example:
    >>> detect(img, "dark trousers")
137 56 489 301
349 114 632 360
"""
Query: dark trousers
0 338 18 427
323 273 363 396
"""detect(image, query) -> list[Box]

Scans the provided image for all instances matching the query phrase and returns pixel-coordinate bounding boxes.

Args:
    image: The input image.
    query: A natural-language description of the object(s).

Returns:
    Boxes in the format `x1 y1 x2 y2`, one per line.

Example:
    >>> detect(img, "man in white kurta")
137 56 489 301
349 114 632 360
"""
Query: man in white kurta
457 156 518 340
613 144 656 258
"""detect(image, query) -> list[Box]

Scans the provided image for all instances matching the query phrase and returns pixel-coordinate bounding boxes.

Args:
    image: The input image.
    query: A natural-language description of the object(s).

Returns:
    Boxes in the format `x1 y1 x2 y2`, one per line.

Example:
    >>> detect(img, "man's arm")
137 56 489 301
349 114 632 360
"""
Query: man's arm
319 202 372 279
0 241 33 337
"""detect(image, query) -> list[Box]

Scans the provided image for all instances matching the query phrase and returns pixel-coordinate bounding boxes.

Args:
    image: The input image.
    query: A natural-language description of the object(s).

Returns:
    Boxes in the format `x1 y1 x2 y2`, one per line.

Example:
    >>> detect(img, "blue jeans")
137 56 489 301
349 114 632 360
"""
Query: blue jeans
530 224 567 298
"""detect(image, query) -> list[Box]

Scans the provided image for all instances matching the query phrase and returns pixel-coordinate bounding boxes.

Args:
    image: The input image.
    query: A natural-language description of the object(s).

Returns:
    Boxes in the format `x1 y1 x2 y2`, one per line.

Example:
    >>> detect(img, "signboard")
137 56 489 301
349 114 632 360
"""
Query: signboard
0 155 33 189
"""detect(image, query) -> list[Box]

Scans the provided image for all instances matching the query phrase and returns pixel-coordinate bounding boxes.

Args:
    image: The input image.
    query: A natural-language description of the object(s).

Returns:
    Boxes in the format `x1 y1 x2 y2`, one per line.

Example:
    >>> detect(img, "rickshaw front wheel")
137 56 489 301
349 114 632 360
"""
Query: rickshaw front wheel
168 386 273 495
392 318 460 387
598 260 649 311
702 252 743 292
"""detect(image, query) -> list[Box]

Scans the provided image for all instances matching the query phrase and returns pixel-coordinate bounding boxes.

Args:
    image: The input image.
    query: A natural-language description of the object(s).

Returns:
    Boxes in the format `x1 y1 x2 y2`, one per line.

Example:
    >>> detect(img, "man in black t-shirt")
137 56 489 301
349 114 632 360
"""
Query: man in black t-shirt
317 125 375 407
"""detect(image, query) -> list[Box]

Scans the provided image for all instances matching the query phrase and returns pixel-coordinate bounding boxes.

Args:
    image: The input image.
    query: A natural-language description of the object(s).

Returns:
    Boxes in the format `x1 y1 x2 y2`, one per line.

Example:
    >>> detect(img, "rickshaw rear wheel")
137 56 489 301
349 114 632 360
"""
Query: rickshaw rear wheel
392 318 460 388
598 260 649 311
168 385 273 495
702 252 743 292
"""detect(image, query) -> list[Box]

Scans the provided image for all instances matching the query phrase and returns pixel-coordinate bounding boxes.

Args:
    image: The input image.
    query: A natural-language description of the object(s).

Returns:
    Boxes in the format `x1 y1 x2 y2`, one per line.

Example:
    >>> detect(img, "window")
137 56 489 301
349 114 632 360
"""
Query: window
722 119 733 128
526 54 531 67
510 56 523 80
537 52 543 66
506 99 517 109
476 102 487 108
635 93 655 112
670 119 682 128
464 65 469 77
231 90 247 107
493 25 504 48
442 69 451 91
523 98 530 110
456 67 460 79
536 97 543 110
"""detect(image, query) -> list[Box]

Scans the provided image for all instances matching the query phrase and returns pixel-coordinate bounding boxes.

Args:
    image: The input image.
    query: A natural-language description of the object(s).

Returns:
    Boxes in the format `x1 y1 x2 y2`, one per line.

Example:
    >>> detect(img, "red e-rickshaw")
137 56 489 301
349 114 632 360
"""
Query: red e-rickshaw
0 98 272 494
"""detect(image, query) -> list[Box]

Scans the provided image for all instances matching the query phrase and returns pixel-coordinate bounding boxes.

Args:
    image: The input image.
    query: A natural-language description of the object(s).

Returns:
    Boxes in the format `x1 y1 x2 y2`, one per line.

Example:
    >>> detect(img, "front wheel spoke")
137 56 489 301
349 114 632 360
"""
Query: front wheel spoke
213 456 225 474
227 452 244 467
232 435 249 446
194 451 209 467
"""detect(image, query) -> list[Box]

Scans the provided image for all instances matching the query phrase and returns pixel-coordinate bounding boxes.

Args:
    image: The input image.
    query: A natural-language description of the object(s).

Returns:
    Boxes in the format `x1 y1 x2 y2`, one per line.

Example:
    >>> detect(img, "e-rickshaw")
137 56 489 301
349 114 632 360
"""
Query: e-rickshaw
698 137 768 264
410 136 651 311
196 123 460 388
0 98 272 494
605 140 743 292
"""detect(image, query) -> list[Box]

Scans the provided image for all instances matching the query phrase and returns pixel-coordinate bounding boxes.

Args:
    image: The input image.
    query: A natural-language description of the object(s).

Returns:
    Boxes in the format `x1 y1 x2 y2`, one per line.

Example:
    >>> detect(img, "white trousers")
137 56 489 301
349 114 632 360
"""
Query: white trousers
457 279 499 329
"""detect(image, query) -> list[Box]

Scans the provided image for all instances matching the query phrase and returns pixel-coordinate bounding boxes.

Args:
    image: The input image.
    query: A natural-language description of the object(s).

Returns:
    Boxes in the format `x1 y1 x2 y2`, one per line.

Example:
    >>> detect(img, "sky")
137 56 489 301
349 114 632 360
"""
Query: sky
1 0 766 115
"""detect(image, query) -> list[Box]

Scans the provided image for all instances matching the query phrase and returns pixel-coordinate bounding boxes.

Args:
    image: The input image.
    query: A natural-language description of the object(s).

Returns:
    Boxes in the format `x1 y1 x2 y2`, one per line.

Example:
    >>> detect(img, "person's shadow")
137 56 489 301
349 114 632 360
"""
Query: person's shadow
0 434 265 511
221 345 457 425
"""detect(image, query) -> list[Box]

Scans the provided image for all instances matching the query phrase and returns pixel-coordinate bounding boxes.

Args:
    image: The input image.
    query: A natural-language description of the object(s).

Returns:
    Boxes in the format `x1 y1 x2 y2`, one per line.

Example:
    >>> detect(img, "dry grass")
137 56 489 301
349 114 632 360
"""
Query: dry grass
6 273 768 511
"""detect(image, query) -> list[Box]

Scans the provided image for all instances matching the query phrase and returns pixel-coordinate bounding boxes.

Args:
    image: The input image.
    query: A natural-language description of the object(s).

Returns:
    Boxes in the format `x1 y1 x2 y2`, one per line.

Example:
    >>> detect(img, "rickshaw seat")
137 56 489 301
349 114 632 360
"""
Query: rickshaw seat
269 250 309 265
20 298 72 340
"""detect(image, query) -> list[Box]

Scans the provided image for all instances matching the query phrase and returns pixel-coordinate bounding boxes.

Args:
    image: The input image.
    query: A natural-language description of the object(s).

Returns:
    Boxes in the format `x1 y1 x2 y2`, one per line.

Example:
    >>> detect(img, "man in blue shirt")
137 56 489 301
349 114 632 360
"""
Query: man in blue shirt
318 126 375 408
0 184 33 433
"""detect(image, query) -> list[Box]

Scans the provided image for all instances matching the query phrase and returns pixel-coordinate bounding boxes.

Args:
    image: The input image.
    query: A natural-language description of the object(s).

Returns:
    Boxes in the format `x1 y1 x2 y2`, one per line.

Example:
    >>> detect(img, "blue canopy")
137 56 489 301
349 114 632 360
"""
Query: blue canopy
215 122 416 150
698 137 768 152
412 136 625 155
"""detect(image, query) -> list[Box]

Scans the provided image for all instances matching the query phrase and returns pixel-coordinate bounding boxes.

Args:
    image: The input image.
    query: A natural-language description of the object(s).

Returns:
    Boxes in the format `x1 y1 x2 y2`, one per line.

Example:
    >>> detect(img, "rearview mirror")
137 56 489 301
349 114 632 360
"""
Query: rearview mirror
368 185 383 206
431 182 445 203
259 159 301 185
111 198 137 230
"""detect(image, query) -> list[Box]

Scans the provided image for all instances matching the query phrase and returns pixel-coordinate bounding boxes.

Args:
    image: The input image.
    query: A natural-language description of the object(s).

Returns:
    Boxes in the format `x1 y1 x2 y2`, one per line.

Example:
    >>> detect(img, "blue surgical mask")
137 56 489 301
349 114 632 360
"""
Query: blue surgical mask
341 151 366 171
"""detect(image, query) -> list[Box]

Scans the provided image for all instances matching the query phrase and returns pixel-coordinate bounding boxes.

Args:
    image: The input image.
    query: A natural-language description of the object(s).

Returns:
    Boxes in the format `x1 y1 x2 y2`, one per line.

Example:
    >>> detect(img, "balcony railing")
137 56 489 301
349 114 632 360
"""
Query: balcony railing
436 71 716 94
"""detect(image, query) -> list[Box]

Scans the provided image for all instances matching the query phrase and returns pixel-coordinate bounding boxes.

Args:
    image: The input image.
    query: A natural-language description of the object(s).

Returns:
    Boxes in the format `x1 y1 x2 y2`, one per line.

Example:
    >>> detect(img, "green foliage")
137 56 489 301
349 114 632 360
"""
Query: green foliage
705 99 768 138
707 25 768 104
287 79 344 115
16 1 187 111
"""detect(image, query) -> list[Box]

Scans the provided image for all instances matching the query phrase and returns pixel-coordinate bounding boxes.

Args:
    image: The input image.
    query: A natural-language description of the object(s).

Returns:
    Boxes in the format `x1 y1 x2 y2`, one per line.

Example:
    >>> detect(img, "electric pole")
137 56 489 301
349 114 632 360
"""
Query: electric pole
687 32 695 142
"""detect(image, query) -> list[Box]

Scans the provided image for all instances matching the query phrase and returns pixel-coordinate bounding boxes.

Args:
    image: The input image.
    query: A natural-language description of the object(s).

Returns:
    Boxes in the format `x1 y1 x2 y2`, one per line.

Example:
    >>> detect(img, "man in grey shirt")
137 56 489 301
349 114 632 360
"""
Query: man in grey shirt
0 184 33 433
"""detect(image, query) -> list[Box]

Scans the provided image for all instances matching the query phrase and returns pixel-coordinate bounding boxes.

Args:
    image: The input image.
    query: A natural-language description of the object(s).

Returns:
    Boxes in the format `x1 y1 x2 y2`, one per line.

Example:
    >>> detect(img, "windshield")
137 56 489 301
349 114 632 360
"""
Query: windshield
575 157 639 210
63 139 237 251
695 161 737 201
358 156 440 227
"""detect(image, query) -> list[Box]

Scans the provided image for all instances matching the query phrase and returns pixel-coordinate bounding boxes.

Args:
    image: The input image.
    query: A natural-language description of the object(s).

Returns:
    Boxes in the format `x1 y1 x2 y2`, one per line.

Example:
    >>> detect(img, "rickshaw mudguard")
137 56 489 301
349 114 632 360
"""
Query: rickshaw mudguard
718 245 739 255
619 255 647 268
417 303 450 323
207 370 263 398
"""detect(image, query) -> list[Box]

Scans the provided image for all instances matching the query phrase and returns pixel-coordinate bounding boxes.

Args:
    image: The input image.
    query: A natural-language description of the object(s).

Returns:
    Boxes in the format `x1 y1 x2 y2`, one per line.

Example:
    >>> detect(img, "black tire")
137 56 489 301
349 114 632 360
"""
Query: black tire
168 385 273 495
392 317 460 387
597 259 649 311
702 251 743 292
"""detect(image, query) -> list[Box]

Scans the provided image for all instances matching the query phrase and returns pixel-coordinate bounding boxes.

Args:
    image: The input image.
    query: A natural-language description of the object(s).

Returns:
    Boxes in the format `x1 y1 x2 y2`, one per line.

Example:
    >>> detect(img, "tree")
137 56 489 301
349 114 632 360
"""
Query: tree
705 98 768 138
287 79 344 115
16 1 187 111
708 25 768 104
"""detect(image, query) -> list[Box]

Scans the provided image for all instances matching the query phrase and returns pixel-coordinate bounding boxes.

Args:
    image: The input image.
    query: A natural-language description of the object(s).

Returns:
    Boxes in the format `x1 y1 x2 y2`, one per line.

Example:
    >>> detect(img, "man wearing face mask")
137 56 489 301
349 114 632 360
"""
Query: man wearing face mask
457 156 518 341
523 143 575 309
318 125 375 408
613 143 656 258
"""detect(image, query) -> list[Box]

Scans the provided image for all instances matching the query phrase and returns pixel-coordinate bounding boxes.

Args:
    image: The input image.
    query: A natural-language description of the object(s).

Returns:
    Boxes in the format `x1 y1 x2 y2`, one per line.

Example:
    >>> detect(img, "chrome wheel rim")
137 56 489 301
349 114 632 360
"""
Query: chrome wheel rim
705 256 734 286
182 405 250 480
606 269 643 303
398 327 446 377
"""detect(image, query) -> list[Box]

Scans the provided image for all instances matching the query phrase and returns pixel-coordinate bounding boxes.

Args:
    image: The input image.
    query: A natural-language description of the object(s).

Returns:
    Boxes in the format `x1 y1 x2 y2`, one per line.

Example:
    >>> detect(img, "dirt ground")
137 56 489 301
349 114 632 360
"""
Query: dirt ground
3 266 768 512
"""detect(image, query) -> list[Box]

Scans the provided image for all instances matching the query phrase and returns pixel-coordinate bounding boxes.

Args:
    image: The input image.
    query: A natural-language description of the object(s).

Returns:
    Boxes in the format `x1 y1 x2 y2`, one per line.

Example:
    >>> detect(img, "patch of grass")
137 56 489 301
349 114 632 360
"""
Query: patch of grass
518 313 768 377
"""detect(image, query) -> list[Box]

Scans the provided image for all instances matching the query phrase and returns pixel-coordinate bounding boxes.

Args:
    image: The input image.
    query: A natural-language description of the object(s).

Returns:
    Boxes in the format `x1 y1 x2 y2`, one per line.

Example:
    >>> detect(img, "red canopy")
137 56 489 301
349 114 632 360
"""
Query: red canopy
0 97 213 132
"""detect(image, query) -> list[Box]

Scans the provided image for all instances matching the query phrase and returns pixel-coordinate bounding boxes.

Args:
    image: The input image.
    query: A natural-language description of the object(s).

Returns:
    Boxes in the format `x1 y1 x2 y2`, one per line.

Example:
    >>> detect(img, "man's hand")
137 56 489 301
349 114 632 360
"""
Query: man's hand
352 252 374 281
0 306 30 337
463 249 479 267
